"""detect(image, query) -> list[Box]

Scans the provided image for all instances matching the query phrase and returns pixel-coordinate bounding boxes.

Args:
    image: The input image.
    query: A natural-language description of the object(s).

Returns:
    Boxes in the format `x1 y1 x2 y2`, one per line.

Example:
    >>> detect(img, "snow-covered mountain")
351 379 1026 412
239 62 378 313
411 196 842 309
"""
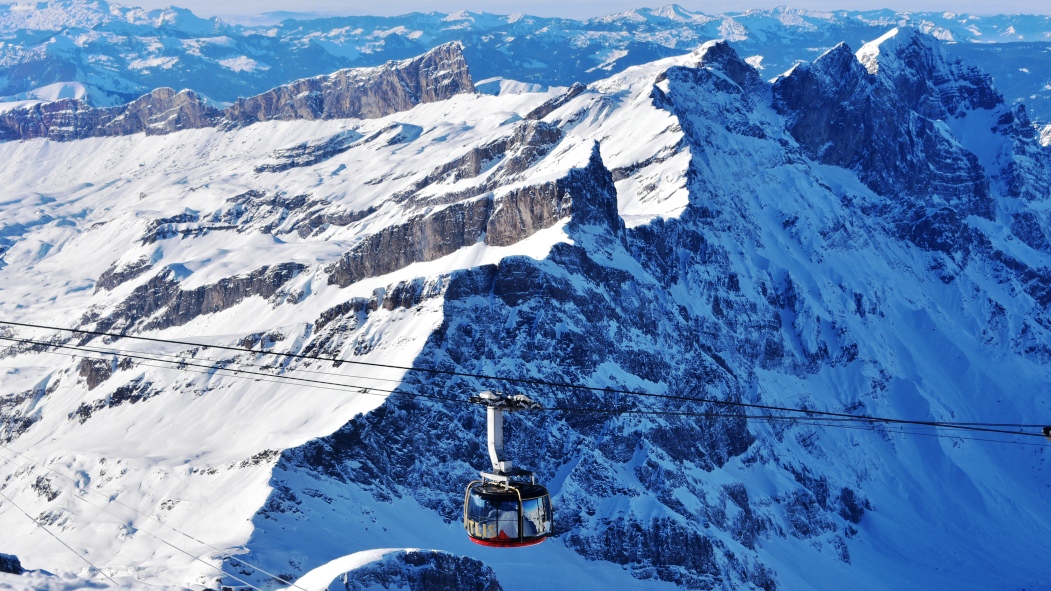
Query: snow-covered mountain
0 42 472 141
1 1 1051 122
1 21 1050 591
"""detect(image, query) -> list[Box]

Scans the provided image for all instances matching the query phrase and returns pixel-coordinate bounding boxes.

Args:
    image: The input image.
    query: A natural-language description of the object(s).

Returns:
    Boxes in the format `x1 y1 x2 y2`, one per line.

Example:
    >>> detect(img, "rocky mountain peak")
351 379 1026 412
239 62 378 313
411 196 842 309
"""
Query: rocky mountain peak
811 42 866 80
691 39 762 91
116 86 221 135
564 142 624 234
855 27 907 76
773 42 870 120
774 28 996 231
856 26 1000 118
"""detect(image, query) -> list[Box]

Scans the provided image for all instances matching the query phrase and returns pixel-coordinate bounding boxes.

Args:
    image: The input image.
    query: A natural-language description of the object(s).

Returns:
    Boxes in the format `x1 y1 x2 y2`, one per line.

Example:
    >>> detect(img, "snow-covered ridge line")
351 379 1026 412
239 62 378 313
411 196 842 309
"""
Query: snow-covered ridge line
0 42 473 142
2 2 1051 124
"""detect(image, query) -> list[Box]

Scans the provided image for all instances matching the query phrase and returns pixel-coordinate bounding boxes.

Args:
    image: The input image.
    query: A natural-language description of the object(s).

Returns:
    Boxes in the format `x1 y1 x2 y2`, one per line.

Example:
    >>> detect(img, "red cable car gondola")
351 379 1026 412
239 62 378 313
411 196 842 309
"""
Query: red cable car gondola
463 391 552 548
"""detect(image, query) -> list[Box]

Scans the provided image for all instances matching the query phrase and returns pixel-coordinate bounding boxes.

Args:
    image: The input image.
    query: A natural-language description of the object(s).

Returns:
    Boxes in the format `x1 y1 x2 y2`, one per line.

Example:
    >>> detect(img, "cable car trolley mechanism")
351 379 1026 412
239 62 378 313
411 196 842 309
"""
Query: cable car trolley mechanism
463 391 552 548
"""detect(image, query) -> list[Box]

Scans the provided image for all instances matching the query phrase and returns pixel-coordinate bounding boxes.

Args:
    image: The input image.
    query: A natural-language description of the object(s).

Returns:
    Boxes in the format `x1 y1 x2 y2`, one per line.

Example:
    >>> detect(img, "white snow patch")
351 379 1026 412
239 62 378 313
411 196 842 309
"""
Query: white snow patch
127 56 178 70
857 27 900 74
744 55 765 70
283 549 404 591
217 56 267 72
474 77 554 96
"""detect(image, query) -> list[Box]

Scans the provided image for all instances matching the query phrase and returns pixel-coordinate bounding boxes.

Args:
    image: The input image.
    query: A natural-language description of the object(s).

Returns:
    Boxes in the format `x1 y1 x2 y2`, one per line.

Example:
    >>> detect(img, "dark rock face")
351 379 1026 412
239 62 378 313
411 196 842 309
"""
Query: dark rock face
857 29 1001 119
1012 210 1050 252
773 39 993 226
223 42 473 127
0 380 52 444
255 130 363 173
327 143 610 287
142 212 205 245
88 262 308 333
78 357 113 390
0 87 220 142
397 120 565 206
327 196 492 287
0 43 474 143
772 29 1051 334
333 551 501 591
0 553 23 575
212 192 331 237
96 256 153 293
994 105 1051 202
525 82 586 120
68 378 154 423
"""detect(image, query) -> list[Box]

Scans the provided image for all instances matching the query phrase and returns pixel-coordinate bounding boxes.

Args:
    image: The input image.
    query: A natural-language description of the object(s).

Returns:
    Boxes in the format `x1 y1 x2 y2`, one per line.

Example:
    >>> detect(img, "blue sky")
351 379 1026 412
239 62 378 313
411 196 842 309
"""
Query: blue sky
137 0 1050 20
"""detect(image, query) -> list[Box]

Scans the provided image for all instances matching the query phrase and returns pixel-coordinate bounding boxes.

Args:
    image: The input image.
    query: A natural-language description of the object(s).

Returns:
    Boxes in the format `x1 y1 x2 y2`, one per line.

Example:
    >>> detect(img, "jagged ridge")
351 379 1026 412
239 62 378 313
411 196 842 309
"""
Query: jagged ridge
0 42 474 142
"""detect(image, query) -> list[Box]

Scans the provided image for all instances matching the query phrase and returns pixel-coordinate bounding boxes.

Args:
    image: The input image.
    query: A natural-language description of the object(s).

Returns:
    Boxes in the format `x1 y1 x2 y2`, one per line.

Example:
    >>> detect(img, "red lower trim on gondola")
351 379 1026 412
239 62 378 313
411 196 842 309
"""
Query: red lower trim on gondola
468 535 547 548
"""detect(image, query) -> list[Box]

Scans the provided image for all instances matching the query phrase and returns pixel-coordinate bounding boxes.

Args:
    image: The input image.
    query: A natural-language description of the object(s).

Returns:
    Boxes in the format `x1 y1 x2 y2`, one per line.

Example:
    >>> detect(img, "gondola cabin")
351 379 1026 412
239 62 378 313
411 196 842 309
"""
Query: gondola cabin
464 481 552 547
463 391 551 548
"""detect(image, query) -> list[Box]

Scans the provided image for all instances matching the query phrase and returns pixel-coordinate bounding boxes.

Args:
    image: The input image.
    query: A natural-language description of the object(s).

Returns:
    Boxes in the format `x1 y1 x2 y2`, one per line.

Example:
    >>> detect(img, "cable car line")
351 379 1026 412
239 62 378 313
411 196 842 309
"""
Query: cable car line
3 333 1043 441
7 329 1045 446
13 322 1043 448
1 332 1046 443
0 446 284 591
765 420 1051 447
552 409 1049 444
0 487 119 586
0 335 413 393
545 405 1041 431
4 320 1048 437
0 335 470 407
12 335 410 386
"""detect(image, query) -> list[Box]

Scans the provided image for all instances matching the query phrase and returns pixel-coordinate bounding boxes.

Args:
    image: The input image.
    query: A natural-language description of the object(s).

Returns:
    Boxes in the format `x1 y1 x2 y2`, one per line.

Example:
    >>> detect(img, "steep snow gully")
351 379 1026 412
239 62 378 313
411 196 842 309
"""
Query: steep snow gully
0 26 1049 591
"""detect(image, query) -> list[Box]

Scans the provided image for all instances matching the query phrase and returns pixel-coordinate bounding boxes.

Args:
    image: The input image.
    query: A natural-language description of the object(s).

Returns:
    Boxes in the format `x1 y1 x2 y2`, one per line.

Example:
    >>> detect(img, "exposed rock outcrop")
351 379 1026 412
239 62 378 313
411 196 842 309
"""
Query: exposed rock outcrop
255 129 363 173
400 120 564 205
69 378 154 423
773 38 993 220
0 553 23 575
78 357 113 390
0 380 53 444
96 256 153 293
0 87 220 142
367 120 566 223
224 42 473 127
0 43 475 142
89 262 308 333
525 82 586 120
332 551 501 591
327 143 616 287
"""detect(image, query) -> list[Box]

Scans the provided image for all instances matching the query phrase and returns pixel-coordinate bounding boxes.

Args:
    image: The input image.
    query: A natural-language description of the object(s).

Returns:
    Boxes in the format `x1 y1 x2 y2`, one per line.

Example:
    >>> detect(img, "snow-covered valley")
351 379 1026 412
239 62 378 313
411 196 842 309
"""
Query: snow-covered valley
0 19 1049 591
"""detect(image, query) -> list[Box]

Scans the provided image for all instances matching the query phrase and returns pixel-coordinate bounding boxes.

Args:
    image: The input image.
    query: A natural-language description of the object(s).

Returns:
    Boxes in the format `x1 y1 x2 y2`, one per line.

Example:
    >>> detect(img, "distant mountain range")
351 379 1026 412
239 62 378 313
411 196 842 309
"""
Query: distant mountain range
1 1 1050 123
